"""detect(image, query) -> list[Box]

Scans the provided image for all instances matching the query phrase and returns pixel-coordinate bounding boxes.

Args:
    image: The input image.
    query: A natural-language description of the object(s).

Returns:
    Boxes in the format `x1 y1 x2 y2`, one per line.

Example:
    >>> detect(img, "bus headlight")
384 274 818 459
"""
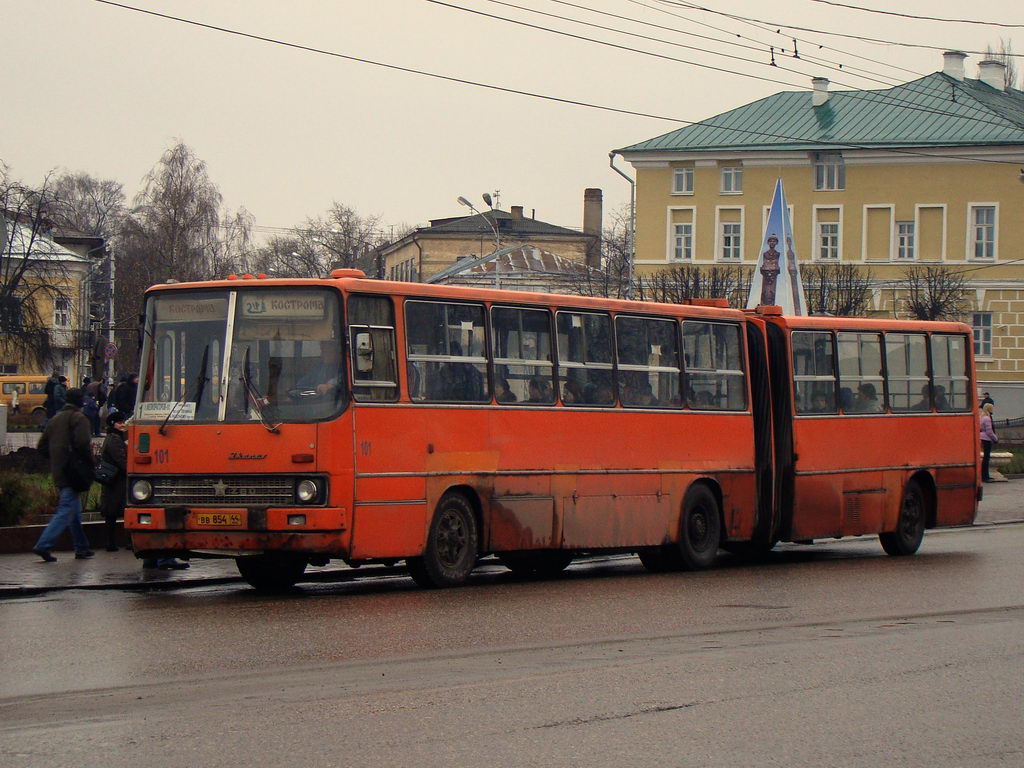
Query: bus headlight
296 479 319 504
131 479 153 503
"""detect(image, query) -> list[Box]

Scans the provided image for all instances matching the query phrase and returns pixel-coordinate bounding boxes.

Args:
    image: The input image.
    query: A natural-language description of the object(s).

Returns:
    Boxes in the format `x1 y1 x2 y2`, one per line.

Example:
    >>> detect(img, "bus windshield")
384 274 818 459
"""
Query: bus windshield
139 287 344 424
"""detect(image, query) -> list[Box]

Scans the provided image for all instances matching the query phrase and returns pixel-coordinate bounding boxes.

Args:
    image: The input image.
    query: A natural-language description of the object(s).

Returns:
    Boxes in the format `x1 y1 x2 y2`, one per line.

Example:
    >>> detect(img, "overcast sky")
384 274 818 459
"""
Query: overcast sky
2 0 1019 240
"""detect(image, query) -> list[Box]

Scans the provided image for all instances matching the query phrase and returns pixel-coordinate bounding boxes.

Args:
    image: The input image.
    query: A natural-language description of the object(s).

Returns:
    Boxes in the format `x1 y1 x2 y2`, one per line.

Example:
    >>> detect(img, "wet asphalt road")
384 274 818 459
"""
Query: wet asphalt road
2 525 1023 767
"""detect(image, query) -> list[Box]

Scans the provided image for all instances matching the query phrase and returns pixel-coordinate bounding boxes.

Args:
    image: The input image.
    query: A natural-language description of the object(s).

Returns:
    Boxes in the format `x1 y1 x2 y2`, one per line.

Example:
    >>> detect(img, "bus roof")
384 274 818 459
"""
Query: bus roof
145 275 750 321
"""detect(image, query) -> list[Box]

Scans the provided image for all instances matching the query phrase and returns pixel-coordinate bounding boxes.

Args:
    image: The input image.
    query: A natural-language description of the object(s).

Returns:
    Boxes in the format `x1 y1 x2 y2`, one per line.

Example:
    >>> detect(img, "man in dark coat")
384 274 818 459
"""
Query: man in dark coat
110 373 138 416
32 388 95 562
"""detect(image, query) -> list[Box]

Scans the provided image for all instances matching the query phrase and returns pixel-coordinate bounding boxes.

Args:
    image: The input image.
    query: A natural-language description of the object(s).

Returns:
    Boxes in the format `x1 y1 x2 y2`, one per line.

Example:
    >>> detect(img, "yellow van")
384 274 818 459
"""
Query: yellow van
0 375 50 424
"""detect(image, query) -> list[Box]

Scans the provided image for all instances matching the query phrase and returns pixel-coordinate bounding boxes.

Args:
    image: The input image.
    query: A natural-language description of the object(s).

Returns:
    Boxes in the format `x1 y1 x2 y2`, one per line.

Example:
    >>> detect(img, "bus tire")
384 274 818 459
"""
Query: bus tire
677 484 722 570
236 554 308 591
31 408 46 426
637 546 679 572
880 480 926 556
499 550 573 577
407 492 478 588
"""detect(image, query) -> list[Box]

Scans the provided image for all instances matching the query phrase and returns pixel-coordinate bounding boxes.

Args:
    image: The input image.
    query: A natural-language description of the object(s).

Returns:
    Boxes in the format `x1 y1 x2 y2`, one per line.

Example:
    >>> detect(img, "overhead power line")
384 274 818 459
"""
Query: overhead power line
653 0 1024 57
88 0 1023 167
808 0 1024 28
432 0 1021 134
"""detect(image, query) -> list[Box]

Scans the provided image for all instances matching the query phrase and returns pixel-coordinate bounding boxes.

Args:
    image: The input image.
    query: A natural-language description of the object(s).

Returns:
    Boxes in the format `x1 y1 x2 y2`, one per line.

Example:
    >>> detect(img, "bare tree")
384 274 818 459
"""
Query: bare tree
48 172 125 238
252 203 398 279
638 264 751 306
560 206 634 299
802 262 874 316
902 265 969 321
985 39 1020 90
0 168 80 369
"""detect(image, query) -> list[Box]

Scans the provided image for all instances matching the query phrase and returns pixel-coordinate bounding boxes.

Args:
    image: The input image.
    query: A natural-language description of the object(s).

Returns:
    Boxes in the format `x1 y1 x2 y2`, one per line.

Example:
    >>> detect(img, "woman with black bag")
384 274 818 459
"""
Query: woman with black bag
99 411 128 551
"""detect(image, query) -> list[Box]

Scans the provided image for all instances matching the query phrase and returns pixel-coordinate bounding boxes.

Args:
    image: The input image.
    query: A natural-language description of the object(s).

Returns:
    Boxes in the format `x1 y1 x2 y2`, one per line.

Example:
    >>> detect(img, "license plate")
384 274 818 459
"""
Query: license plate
194 512 243 526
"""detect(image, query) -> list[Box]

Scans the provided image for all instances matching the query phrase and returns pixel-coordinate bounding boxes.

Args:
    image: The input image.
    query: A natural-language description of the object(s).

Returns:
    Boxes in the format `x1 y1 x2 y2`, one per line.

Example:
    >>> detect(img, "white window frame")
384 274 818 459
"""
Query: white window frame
720 166 743 194
860 204 895 262
816 222 840 261
720 223 742 260
715 206 744 262
671 167 694 195
972 312 992 358
813 152 845 191
810 205 842 263
914 204 946 262
967 203 997 261
654 206 697 264
671 223 693 261
896 221 915 260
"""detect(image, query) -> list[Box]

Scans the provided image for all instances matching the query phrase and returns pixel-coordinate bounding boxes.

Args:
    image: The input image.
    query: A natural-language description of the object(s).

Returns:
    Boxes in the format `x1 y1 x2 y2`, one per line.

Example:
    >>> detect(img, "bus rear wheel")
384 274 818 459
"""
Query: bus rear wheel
880 480 926 556
236 554 308 591
499 550 573 577
407 492 478 588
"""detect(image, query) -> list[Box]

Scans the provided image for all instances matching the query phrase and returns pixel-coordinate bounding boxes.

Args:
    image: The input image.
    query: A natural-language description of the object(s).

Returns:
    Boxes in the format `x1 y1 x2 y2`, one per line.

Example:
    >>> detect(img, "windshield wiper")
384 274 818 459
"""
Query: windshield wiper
240 346 281 434
158 344 210 436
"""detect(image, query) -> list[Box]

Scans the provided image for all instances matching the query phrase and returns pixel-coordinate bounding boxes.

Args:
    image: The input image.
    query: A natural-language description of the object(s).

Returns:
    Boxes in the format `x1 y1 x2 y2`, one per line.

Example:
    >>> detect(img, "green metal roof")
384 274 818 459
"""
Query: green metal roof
616 72 1024 154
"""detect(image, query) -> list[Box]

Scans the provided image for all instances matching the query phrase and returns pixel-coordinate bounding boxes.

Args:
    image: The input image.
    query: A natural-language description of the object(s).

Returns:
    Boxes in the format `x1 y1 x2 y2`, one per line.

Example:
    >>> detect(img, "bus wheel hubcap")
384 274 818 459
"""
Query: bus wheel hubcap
437 510 467 567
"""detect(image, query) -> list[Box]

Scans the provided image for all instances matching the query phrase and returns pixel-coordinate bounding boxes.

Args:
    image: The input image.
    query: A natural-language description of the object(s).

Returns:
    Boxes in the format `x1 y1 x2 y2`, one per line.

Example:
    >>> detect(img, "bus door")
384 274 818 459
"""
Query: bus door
765 322 796 541
745 320 777 547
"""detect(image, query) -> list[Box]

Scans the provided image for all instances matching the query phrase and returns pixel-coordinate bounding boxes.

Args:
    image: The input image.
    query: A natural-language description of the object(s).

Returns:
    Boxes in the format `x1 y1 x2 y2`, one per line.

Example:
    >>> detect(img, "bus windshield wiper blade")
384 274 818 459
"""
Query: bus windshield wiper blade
158 344 210 436
241 346 280 434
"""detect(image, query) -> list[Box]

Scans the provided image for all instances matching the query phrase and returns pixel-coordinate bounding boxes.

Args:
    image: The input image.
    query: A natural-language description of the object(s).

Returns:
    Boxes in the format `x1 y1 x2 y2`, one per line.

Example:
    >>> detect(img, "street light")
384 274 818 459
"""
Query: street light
457 194 502 289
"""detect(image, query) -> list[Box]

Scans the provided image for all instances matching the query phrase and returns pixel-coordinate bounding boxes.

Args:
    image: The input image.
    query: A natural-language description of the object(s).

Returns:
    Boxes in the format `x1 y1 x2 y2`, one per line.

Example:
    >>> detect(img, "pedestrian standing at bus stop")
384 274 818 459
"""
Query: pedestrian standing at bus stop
32 388 95 562
980 402 998 483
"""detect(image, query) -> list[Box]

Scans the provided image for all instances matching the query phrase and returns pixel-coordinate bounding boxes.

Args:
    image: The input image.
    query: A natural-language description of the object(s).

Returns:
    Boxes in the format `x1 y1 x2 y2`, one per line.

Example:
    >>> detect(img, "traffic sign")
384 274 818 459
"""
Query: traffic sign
102 343 118 360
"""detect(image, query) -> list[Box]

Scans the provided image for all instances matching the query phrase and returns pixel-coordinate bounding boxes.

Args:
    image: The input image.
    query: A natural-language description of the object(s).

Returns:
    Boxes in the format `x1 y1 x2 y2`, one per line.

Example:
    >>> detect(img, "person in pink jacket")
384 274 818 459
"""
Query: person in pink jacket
980 402 998 482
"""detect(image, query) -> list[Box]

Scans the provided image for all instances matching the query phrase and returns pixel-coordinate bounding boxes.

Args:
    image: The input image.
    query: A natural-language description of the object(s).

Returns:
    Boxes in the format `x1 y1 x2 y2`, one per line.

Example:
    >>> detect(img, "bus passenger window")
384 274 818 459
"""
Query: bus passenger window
886 333 930 412
930 335 970 411
838 332 884 413
616 316 681 408
557 311 615 406
348 295 398 402
406 301 489 403
791 331 836 414
682 321 746 410
491 306 554 405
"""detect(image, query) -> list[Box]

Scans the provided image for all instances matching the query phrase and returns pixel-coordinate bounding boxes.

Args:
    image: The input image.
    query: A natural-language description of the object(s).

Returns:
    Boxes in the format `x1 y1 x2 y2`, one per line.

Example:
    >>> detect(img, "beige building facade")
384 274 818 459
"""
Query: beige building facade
616 53 1024 414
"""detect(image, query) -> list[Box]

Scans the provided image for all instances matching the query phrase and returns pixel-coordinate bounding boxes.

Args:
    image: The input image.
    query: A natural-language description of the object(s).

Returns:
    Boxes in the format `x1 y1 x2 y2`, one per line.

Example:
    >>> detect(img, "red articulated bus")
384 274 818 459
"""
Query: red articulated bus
123 270 979 590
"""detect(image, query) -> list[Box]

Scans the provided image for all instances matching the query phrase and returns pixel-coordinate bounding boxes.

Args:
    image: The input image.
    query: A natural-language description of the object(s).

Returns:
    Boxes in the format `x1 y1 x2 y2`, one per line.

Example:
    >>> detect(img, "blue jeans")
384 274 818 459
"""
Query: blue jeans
35 486 91 553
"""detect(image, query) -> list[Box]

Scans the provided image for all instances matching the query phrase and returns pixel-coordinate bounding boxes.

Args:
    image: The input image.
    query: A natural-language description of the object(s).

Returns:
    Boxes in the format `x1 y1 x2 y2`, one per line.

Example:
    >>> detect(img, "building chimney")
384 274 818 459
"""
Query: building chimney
510 205 524 220
978 59 1006 91
942 50 967 81
811 77 829 107
583 188 603 269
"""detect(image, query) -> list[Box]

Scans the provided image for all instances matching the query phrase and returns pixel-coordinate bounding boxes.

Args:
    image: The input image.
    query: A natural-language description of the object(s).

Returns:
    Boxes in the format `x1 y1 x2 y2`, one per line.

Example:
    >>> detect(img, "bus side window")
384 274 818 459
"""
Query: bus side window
556 311 614 406
405 300 489 403
791 330 836 414
348 295 398 402
682 321 746 410
838 332 883 413
886 333 930 412
616 315 680 408
930 334 969 412
491 306 554 405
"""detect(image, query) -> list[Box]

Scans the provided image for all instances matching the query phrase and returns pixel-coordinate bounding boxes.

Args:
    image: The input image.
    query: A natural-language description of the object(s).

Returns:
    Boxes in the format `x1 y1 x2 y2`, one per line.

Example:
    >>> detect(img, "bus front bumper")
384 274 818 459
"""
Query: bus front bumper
124 506 348 556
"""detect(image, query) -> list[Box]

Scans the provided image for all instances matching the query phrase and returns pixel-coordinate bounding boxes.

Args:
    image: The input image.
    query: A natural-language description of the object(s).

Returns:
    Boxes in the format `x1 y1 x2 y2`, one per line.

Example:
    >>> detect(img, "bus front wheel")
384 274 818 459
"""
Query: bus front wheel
880 480 925 556
236 554 308 591
407 493 478 588
639 485 721 572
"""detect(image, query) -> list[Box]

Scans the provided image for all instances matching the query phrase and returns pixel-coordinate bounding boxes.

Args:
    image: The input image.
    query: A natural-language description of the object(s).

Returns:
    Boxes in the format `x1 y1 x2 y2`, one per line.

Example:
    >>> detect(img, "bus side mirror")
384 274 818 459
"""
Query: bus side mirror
355 332 374 373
